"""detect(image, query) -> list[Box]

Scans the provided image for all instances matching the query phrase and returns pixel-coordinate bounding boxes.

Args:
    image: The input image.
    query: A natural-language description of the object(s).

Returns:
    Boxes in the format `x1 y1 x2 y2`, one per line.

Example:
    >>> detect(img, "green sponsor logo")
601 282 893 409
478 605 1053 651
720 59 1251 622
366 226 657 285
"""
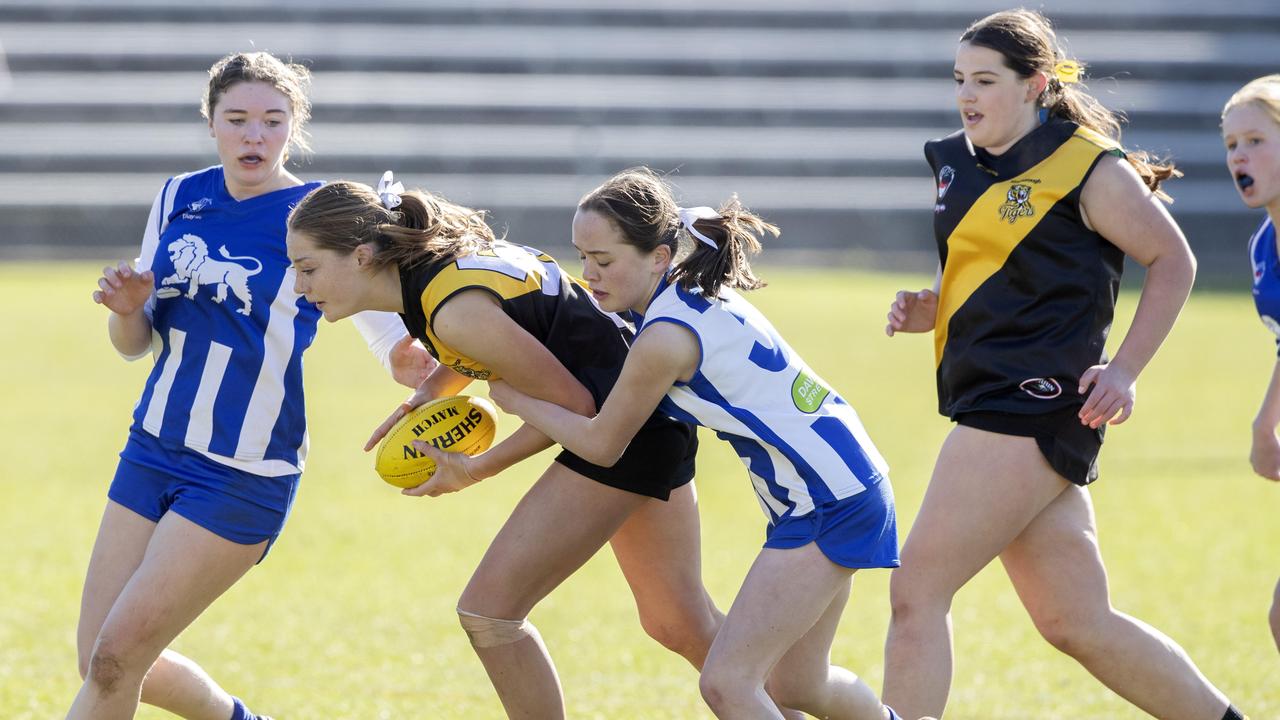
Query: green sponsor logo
791 370 830 413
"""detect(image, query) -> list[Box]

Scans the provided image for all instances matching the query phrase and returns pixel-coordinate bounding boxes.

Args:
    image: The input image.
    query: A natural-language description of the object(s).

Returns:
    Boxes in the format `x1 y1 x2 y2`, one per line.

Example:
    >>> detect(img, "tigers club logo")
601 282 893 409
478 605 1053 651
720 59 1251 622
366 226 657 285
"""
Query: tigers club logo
999 183 1036 223
1019 377 1062 399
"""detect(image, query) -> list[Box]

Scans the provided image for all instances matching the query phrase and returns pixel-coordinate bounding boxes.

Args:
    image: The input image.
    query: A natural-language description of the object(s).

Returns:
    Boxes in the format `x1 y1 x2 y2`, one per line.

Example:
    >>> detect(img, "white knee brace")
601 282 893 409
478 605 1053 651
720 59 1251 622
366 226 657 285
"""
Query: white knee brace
457 608 542 648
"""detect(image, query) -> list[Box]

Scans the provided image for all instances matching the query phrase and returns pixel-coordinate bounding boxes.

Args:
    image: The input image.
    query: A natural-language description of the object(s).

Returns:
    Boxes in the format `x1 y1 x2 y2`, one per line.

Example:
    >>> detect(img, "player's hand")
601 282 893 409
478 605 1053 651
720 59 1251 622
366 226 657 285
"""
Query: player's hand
401 441 482 497
365 396 422 451
486 380 523 417
1077 363 1136 429
885 289 938 336
388 335 438 389
1250 425 1280 481
93 261 154 316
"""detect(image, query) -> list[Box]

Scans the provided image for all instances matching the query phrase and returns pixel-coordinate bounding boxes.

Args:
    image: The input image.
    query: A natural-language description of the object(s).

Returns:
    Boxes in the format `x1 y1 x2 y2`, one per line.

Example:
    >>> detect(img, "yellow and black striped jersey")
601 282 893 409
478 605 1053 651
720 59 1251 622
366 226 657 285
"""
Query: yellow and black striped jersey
926 117 1125 418
398 240 632 410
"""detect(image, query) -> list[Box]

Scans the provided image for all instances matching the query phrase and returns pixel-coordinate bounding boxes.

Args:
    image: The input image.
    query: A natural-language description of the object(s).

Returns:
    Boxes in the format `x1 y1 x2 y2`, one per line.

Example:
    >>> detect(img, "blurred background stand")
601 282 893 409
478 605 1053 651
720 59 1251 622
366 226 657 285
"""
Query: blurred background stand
1 0 1278 279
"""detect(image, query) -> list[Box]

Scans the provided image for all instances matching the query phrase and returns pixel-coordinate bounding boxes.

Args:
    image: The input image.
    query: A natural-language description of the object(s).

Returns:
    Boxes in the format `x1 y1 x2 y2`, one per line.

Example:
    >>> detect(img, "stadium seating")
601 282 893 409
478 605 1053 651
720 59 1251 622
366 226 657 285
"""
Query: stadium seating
1 0 1278 274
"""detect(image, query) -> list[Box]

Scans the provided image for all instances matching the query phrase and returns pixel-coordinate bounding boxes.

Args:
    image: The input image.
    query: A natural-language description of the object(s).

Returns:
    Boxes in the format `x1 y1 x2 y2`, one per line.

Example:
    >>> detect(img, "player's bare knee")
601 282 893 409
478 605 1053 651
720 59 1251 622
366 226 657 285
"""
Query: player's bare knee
456 607 541 649
699 663 754 714
86 648 128 694
1031 608 1105 657
888 569 950 622
638 610 715 661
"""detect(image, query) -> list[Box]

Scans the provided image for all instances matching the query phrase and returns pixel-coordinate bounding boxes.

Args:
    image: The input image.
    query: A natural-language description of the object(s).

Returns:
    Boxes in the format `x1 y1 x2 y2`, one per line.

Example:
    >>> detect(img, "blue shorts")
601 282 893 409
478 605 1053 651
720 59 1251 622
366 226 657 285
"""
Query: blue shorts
764 478 900 570
110 430 301 560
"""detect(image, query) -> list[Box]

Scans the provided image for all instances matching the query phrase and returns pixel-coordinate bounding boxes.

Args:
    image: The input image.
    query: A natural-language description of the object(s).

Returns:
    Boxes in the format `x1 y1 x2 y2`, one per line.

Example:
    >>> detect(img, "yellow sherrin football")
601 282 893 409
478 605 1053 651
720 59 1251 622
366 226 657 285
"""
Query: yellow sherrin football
374 395 498 488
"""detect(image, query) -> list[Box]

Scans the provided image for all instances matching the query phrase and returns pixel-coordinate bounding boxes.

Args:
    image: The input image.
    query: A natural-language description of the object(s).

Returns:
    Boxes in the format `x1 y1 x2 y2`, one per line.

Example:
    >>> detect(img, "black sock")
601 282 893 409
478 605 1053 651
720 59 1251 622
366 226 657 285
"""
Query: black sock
1222 704 1246 720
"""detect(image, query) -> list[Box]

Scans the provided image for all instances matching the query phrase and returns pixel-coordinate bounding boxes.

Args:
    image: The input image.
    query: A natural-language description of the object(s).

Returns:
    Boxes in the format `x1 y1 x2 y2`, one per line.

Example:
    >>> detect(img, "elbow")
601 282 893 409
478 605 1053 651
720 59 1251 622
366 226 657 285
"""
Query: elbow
581 439 627 468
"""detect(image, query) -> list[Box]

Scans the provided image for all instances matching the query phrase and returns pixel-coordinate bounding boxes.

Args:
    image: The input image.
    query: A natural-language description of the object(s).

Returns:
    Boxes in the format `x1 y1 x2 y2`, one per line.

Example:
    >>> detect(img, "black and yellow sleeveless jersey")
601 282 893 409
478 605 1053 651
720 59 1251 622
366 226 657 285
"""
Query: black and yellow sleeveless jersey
926 117 1125 418
398 240 633 409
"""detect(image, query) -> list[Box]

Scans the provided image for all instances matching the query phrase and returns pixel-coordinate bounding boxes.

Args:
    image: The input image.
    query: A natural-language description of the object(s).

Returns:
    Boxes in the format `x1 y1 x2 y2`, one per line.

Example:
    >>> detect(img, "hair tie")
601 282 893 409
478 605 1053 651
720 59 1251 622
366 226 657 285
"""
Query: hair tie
677 206 720 249
376 170 404 210
1053 59 1083 85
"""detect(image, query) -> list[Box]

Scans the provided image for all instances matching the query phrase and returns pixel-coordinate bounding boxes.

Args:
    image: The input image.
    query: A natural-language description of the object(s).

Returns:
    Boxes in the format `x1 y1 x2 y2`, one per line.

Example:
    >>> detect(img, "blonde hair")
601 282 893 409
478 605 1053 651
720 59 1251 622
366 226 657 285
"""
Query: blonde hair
202 51 313 157
1222 74 1280 129
961 9 1180 201
287 181 495 269
578 167 778 298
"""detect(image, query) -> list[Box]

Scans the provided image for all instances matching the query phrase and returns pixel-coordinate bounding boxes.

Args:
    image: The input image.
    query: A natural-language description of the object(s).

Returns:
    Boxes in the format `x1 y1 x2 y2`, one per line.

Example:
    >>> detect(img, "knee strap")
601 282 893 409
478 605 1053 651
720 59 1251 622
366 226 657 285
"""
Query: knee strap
457 608 541 648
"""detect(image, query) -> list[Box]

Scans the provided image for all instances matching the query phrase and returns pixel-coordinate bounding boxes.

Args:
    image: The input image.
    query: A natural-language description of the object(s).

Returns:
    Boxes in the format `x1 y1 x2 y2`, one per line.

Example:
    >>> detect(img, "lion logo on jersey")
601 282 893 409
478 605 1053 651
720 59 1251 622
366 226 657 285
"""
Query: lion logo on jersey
998 183 1036 223
160 234 264 315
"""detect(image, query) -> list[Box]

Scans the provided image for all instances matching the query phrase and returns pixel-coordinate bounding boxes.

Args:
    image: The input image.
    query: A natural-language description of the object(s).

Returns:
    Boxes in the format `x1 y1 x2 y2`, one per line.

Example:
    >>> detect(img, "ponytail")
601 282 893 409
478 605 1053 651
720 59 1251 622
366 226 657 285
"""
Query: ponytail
670 195 778 297
1044 77 1180 202
287 176 495 268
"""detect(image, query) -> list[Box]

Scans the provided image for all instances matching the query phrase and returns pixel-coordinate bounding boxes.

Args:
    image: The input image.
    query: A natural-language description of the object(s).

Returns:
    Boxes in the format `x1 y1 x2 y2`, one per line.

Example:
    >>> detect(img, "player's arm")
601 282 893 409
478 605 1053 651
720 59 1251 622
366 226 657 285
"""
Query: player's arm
1075 154 1196 428
350 310 439 388
404 288 597 495
491 322 698 467
1251 356 1280 481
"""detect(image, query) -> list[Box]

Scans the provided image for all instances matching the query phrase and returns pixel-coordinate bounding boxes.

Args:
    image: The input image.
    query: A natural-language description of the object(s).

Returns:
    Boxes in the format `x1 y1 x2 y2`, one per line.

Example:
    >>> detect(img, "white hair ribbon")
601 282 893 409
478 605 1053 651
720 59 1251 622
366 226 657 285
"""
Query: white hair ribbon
376 170 404 210
677 206 720 249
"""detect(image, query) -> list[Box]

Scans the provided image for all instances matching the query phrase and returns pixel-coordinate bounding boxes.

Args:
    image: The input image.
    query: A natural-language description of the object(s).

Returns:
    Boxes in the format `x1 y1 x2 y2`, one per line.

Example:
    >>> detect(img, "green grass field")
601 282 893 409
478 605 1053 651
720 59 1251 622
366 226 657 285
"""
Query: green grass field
1 262 1277 719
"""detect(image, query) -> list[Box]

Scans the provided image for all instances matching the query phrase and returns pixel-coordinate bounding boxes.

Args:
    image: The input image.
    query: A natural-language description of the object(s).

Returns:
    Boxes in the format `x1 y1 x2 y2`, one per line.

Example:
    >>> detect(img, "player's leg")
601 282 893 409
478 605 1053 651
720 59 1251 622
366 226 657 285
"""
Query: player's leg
68 511 266 720
762 574 886 719
78 499 255 719
608 481 722 668
456 461 650 720
1271 577 1280 654
699 543 881 720
881 426 1069 720
1001 483 1234 720
610 482 806 719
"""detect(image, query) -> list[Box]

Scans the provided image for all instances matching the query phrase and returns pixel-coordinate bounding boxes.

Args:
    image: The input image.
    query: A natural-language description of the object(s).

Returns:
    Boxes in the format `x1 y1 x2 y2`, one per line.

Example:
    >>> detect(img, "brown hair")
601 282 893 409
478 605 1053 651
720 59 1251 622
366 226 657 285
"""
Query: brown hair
1222 74 1280 128
287 180 495 269
201 51 313 157
578 167 778 297
962 9 1180 201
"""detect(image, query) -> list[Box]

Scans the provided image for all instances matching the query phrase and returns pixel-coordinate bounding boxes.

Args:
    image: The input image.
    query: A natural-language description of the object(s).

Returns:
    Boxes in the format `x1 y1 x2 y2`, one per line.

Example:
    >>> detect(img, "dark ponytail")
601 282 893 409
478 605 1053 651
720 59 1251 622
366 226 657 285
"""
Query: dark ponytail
577 167 779 298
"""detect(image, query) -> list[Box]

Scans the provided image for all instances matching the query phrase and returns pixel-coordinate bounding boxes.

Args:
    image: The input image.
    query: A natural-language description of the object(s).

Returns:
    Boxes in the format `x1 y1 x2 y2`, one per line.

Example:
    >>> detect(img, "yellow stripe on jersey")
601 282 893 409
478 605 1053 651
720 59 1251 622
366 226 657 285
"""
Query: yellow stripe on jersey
934 129 1117 367
415 245 560 381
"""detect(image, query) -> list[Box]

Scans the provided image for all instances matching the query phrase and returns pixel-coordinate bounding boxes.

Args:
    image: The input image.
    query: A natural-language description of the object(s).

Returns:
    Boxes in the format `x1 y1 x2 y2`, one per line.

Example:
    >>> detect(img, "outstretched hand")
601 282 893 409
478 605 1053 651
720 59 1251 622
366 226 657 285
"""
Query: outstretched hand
400 440 482 497
93 261 154 316
885 289 938 336
1077 363 1136 429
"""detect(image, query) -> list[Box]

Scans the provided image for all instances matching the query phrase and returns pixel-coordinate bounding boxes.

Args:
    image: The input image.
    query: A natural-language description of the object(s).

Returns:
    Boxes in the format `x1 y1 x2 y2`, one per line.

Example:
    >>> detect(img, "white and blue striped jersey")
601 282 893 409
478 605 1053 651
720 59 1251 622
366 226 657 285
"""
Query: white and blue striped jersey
638 277 890 522
127 166 322 476
1248 216 1280 354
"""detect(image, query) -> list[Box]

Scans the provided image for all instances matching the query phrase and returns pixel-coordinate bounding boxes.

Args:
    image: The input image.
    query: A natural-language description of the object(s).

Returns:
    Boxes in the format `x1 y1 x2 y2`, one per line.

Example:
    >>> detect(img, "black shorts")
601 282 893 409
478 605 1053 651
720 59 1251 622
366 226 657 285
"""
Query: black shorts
955 405 1103 486
555 418 697 501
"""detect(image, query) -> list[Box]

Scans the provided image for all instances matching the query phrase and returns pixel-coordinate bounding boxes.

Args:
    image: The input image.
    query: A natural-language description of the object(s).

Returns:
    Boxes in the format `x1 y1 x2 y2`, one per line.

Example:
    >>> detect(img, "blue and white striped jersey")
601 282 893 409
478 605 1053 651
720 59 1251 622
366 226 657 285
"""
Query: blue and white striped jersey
1248 216 1280 355
127 166 323 476
638 277 890 522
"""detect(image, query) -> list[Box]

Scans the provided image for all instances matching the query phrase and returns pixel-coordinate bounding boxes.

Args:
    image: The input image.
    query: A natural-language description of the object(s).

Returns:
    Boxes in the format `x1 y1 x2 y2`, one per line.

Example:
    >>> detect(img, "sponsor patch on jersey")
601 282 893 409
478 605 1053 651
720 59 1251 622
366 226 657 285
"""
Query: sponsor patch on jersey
1019 377 1062 399
181 197 213 219
791 370 831 413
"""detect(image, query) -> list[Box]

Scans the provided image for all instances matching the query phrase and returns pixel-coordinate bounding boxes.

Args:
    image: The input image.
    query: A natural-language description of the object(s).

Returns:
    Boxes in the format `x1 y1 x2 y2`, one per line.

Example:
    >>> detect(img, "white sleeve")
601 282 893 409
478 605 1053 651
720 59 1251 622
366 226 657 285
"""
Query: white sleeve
350 310 410 373
116 185 168 361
